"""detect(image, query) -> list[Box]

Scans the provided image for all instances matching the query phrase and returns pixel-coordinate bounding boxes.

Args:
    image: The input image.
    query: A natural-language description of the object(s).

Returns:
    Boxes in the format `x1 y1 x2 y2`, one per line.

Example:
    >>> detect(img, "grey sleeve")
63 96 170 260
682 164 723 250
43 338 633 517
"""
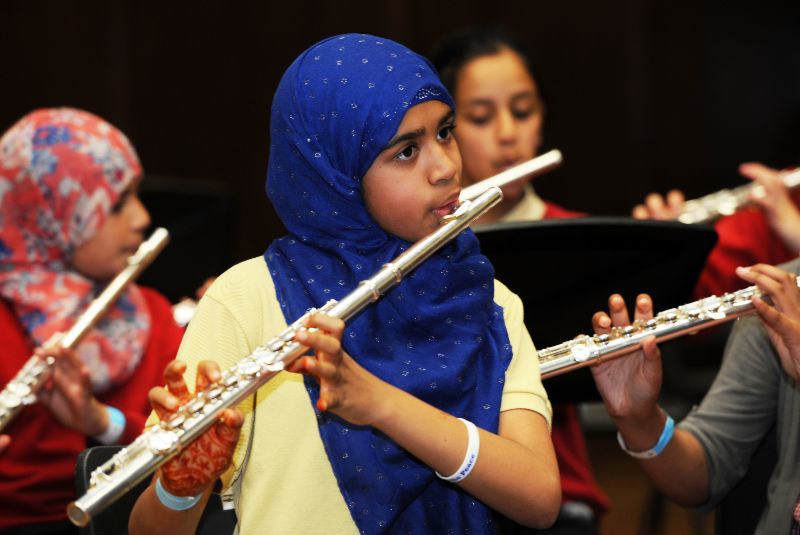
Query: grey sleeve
678 314 781 509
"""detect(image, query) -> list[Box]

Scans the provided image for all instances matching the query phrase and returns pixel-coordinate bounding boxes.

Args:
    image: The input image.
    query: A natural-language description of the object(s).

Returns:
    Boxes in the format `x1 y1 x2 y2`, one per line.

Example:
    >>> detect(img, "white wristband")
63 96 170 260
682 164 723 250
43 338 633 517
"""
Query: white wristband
435 417 480 483
92 405 126 445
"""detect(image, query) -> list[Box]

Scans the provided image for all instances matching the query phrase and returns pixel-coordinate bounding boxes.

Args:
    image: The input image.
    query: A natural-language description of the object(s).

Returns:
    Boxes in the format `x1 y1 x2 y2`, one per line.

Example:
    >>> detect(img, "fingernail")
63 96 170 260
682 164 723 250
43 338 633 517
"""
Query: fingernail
317 398 327 412
296 330 308 342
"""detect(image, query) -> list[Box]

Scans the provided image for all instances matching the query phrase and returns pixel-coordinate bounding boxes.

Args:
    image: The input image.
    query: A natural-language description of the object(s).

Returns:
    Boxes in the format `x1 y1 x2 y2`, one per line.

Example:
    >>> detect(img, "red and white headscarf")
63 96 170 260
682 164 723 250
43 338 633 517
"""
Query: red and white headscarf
0 108 150 392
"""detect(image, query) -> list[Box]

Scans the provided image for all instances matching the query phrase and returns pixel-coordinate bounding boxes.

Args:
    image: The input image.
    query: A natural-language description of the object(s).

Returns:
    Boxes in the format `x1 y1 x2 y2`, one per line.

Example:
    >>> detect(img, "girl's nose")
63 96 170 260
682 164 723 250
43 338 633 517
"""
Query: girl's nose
428 143 460 186
496 109 516 144
127 195 151 231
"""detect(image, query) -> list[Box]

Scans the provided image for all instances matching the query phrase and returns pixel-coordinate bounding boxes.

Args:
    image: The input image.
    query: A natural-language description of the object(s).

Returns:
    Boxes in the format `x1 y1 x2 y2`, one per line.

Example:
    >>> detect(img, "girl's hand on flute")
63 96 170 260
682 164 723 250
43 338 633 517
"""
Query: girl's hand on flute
631 190 685 220
589 294 663 423
288 313 388 427
741 163 800 252
0 434 9 456
738 264 800 382
37 345 109 436
149 360 243 497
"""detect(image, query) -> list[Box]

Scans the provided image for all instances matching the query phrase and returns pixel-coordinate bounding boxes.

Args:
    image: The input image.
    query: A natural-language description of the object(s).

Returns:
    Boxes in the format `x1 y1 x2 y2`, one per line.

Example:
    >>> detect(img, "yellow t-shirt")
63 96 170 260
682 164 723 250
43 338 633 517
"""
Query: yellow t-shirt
174 257 551 534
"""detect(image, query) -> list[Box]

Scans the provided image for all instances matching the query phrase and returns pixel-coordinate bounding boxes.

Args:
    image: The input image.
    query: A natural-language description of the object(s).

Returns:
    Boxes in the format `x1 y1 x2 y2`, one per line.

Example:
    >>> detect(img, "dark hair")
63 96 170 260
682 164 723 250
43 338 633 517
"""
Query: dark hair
430 26 541 98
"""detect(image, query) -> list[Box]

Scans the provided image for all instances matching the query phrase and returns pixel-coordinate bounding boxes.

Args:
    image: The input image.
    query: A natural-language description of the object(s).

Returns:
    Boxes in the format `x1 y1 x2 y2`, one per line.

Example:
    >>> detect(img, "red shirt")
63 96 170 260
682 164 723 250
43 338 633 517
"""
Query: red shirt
0 287 183 530
693 203 799 298
540 200 612 516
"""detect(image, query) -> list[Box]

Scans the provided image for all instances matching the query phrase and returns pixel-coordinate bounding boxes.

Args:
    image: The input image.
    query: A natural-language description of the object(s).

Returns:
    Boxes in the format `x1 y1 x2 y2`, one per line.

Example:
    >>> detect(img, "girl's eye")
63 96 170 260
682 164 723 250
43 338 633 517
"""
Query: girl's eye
437 124 455 141
111 191 133 214
395 144 417 161
512 107 537 120
468 116 491 126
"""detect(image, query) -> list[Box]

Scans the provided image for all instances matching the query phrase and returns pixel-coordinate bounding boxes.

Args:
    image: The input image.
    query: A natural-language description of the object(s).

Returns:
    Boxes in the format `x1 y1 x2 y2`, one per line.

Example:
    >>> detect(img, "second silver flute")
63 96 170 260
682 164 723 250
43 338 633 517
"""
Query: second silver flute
537 278 799 379
678 168 800 225
67 187 503 527
0 227 170 433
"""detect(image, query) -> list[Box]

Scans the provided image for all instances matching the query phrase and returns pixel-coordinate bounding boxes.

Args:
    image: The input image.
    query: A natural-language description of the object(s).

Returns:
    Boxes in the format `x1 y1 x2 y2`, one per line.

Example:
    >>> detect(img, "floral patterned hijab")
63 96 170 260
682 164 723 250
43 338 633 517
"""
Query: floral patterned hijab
0 108 150 392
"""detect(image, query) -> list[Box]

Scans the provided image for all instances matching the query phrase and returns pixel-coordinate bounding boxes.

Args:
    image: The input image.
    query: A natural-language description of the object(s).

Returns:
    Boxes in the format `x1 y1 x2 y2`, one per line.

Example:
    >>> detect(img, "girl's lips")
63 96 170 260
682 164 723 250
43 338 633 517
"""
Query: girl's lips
495 159 521 172
433 199 459 218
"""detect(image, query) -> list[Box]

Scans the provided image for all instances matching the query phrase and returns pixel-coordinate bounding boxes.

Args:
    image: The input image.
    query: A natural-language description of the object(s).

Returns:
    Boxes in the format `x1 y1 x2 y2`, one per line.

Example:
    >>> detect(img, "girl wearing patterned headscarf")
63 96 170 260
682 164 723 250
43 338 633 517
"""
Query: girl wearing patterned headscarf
0 108 184 533
131 34 559 535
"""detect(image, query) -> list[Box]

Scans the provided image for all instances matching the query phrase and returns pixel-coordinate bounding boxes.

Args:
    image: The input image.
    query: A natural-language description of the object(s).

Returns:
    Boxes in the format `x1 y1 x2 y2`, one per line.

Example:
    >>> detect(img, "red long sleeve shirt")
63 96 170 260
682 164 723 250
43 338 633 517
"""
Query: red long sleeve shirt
0 287 183 530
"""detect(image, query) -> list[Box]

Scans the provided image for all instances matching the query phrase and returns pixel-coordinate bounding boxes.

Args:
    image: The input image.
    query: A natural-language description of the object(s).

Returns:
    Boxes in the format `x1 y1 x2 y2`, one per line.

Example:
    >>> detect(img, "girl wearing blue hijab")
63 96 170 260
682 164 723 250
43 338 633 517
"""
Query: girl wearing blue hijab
131 34 559 535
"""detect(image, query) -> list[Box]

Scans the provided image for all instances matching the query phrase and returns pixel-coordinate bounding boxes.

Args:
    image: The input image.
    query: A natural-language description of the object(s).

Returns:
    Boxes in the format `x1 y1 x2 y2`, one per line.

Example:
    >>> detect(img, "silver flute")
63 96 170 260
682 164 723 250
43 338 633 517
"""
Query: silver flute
538 278 799 379
459 149 562 201
67 188 503 527
678 168 800 224
0 228 170 433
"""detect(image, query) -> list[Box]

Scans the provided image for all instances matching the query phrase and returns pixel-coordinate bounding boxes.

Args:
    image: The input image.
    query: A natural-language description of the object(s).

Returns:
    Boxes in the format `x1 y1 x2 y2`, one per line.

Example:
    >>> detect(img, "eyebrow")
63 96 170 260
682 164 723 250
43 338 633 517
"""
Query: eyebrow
381 110 455 151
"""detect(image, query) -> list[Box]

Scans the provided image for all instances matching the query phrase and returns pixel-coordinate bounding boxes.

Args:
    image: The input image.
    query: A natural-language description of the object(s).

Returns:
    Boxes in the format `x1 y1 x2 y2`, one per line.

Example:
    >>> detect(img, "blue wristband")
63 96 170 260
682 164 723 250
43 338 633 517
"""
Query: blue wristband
92 405 126 445
155 478 203 511
617 413 675 459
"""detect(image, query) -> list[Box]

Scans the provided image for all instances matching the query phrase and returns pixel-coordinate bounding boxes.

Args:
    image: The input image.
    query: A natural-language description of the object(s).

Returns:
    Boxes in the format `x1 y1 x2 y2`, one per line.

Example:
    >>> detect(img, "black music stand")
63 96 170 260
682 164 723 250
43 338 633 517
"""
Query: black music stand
475 217 718 402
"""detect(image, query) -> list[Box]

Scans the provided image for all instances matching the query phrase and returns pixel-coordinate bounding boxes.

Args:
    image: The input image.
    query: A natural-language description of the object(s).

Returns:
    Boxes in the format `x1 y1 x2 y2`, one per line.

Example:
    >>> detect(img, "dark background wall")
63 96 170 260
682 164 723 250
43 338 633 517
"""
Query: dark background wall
3 1 799 269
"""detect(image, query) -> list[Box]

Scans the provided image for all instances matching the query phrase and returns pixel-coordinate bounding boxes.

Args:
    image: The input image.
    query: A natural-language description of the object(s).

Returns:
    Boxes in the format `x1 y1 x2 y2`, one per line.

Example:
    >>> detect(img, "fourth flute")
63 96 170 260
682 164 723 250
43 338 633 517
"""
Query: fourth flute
538 279 799 379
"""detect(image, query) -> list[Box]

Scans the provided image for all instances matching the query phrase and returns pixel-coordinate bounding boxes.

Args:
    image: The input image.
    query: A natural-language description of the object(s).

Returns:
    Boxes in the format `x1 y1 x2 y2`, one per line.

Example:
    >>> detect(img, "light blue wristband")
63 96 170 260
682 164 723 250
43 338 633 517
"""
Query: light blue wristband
92 405 126 445
155 477 203 511
617 413 675 459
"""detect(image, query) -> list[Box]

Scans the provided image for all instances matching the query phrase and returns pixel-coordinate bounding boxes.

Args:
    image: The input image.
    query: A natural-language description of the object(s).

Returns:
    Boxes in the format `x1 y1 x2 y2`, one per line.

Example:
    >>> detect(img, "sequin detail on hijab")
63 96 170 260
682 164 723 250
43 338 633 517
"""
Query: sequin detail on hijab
264 34 512 534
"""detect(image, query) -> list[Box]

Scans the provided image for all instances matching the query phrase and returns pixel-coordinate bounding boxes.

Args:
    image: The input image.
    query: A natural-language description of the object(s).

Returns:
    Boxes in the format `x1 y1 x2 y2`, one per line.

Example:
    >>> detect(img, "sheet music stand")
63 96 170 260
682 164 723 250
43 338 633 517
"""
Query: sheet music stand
475 217 718 402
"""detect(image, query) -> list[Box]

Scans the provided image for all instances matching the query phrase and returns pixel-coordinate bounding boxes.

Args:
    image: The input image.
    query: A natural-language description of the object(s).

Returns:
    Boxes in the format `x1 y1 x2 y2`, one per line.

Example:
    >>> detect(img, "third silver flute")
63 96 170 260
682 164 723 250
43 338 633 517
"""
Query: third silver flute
537 279 798 379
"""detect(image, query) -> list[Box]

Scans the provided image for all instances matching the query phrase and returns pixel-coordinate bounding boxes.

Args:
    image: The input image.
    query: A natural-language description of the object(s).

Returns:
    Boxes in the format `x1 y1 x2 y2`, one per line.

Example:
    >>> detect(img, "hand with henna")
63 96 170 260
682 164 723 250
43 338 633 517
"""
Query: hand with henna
737 264 800 382
287 313 389 427
37 345 109 436
149 360 243 496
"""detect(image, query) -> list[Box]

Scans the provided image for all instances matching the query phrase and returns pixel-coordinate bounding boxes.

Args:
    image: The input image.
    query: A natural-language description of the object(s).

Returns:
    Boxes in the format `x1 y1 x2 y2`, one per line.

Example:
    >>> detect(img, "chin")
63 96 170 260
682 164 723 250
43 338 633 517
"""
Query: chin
501 183 526 202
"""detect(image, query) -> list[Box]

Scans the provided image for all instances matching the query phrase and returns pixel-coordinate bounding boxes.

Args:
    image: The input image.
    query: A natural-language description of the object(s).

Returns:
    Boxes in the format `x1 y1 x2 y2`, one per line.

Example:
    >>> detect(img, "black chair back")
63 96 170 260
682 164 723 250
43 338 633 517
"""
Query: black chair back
74 445 236 535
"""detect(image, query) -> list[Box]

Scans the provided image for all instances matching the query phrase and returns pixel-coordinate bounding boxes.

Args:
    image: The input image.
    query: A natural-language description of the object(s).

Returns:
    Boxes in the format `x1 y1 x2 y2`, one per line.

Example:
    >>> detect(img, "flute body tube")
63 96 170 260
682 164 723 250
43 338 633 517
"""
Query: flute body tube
67 188 504 527
459 149 562 201
0 228 170 433
538 279 799 379
678 168 800 225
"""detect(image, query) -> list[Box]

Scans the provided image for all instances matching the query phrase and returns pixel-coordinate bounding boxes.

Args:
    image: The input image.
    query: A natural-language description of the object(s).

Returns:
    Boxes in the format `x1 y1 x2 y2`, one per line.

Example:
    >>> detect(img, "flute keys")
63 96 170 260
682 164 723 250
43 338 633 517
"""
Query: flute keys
222 373 239 387
1 391 22 409
621 326 636 337
2 383 35 407
165 414 185 429
206 386 223 399
236 360 262 377
148 429 179 454
185 398 207 414
571 340 597 362
252 348 278 366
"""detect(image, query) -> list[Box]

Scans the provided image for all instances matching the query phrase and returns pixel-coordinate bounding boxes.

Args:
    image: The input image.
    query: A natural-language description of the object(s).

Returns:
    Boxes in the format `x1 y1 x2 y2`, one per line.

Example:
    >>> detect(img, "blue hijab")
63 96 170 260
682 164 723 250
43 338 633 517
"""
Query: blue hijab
265 34 513 534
